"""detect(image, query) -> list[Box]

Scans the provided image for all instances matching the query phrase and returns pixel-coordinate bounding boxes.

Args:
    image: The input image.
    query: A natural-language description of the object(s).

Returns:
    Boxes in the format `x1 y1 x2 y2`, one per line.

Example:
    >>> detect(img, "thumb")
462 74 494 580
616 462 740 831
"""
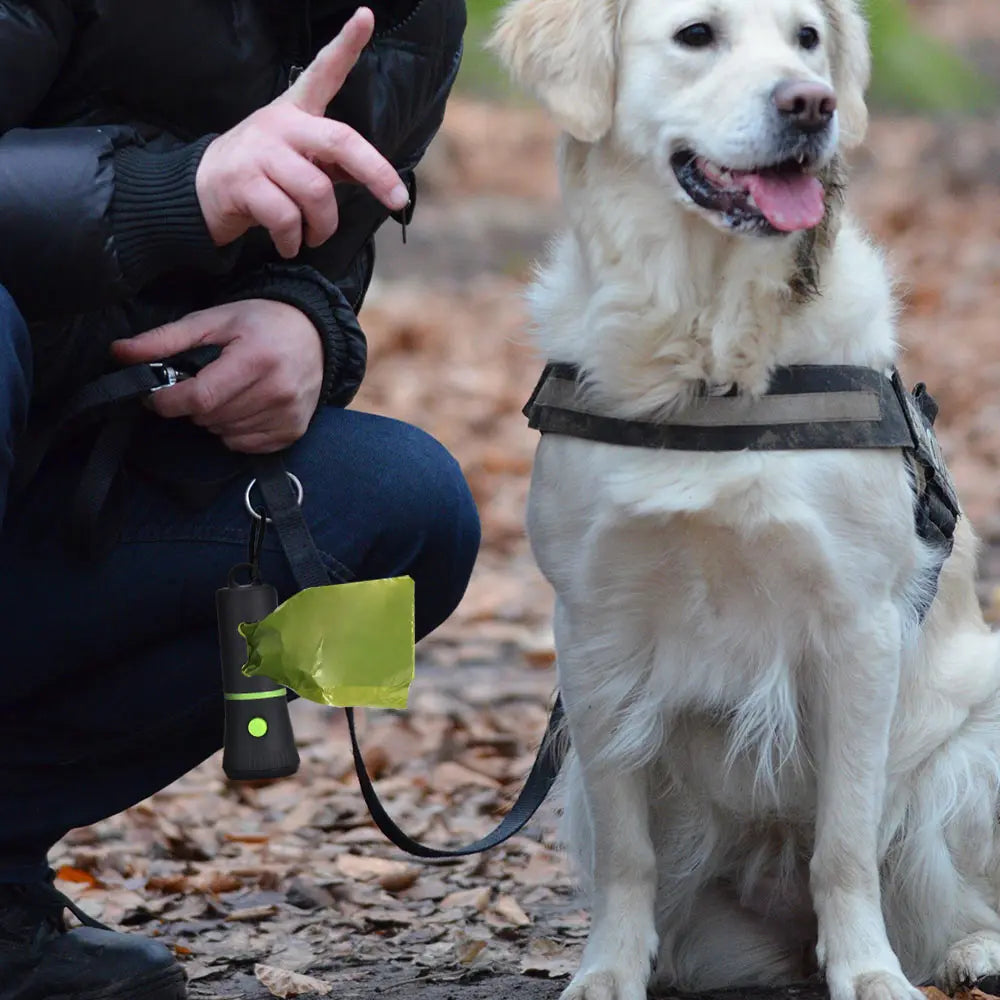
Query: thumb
279 7 374 116
111 313 213 365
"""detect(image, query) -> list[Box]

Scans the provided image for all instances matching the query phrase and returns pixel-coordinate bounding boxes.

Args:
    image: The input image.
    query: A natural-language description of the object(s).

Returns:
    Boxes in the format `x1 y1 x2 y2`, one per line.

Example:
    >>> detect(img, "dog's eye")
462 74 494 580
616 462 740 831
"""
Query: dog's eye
797 25 821 50
674 22 715 48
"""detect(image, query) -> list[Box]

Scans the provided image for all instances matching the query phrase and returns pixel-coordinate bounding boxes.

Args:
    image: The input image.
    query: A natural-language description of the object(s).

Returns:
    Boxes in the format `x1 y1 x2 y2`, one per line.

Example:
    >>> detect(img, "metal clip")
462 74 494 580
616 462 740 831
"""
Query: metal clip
148 362 189 392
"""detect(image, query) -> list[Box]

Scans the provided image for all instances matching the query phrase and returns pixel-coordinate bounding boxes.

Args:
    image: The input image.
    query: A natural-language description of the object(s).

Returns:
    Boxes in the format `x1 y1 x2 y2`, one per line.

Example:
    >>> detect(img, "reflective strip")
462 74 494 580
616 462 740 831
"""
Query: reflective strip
535 377 881 426
224 689 287 701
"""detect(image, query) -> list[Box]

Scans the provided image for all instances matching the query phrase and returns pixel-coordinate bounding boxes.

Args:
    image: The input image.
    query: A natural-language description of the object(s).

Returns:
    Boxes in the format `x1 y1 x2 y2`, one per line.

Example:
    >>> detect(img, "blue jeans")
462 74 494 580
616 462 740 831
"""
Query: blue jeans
0 287 480 882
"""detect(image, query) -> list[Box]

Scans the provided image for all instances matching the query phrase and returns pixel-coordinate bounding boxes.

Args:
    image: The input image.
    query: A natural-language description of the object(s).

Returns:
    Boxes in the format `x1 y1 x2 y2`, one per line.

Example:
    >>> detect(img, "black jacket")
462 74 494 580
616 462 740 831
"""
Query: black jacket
0 0 465 407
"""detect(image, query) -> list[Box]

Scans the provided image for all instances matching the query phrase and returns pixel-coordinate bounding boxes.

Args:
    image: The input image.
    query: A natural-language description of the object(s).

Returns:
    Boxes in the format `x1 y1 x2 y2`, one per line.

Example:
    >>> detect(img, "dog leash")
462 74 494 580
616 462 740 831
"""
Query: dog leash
250 452 566 858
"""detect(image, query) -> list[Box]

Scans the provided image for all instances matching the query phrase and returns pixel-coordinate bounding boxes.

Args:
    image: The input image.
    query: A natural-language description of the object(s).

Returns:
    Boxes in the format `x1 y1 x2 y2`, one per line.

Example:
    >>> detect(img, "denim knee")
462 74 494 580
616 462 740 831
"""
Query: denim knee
290 411 480 639
365 421 480 638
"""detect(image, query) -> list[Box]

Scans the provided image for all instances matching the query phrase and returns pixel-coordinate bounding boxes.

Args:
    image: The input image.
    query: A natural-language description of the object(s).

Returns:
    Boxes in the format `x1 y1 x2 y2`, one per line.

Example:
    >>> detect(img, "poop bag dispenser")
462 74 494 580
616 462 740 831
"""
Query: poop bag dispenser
217 575 301 781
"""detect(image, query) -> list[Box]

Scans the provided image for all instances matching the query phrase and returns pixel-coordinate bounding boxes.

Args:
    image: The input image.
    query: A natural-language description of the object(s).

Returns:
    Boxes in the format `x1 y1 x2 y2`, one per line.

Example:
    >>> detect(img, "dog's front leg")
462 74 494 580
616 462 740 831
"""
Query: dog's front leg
560 678 659 1000
810 603 922 1000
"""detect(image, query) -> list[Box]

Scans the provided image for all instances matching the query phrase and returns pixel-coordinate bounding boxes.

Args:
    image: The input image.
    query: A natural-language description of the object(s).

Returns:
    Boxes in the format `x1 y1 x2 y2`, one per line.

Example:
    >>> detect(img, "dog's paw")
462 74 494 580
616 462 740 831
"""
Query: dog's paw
560 968 647 1000
826 968 923 1000
938 931 1000 994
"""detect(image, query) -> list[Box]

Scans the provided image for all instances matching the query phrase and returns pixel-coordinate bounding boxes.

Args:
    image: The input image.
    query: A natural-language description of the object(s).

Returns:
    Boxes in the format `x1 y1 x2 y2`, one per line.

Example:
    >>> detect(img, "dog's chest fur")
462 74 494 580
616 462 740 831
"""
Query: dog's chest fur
532 432 921 810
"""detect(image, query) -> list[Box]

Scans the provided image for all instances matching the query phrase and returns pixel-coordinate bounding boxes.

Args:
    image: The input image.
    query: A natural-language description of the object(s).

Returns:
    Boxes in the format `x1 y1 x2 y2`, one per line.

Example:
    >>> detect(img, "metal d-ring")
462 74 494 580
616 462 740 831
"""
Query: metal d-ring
244 472 304 524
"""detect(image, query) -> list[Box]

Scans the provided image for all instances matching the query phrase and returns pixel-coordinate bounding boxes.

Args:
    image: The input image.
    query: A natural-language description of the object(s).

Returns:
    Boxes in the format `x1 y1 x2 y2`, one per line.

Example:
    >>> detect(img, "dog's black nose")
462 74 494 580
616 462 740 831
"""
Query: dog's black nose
772 79 837 132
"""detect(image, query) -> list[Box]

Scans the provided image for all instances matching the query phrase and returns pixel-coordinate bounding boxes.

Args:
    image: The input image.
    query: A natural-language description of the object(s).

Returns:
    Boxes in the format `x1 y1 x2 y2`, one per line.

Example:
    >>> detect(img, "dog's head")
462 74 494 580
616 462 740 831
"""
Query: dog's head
491 0 869 239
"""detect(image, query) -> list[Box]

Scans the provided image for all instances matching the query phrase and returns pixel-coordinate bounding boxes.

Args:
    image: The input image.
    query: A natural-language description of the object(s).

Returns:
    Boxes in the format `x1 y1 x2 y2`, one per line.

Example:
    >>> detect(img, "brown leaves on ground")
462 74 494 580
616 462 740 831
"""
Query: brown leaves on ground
50 669 582 995
922 989 1000 1000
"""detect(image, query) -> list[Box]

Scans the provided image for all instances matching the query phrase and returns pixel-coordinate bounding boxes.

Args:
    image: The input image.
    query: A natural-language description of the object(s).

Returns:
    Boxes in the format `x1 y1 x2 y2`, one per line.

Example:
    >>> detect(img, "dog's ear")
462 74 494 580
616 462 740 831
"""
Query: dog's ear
825 0 871 149
489 0 617 143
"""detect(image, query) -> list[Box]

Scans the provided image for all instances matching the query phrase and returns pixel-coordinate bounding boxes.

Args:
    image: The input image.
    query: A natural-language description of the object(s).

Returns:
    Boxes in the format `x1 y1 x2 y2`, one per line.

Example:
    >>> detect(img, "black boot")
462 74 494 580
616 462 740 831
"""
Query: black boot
0 876 187 1000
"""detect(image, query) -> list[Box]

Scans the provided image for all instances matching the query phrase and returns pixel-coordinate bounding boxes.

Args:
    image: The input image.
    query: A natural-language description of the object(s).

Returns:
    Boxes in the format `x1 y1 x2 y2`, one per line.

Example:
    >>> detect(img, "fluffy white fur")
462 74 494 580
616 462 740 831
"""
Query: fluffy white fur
490 2 1000 999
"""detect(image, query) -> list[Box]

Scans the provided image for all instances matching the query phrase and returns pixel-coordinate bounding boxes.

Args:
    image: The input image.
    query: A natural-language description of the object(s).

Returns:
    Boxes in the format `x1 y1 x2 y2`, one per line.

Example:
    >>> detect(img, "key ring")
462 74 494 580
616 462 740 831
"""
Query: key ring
244 472 304 524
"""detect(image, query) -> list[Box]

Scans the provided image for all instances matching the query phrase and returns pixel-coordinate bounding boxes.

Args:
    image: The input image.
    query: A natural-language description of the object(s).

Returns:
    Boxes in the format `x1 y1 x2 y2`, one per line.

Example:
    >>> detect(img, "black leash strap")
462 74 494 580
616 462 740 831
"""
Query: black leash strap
250 454 566 859
346 697 564 858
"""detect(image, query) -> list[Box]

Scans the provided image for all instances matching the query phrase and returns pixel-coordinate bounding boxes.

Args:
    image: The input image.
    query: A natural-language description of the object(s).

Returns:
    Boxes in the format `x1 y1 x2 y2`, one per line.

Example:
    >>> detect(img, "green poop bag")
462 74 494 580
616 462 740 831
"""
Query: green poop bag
239 576 414 709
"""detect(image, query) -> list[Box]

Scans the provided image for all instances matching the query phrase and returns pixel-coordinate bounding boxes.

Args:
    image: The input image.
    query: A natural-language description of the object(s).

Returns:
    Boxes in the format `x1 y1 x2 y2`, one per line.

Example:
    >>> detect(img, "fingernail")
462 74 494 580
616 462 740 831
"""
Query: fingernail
389 183 409 211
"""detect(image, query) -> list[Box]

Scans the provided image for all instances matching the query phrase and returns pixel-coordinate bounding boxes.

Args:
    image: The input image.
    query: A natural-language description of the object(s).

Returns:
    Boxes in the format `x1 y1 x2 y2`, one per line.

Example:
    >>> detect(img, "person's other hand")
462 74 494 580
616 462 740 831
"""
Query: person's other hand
195 6 409 259
111 300 324 453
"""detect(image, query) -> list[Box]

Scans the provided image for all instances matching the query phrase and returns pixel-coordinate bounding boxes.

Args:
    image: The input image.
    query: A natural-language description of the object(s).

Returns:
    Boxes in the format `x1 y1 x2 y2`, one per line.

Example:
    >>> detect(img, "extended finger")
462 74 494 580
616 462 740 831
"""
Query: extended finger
279 8 374 117
264 146 340 247
290 116 408 212
150 351 262 421
242 176 304 258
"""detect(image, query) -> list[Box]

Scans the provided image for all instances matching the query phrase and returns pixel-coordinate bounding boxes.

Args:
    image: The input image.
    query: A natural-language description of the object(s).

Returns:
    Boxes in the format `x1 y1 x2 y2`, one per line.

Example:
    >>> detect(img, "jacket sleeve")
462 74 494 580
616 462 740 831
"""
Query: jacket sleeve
0 128 241 320
0 4 239 320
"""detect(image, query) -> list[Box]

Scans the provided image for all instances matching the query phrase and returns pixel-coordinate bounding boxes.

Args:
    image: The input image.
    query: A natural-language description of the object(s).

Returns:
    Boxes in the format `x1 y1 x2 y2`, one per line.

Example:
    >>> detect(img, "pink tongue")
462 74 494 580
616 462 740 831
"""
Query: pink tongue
742 172 825 232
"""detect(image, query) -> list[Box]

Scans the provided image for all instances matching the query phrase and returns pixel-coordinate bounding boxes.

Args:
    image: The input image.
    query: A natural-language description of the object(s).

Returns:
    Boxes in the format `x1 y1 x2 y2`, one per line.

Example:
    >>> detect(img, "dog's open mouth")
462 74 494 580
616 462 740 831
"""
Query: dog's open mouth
670 150 826 234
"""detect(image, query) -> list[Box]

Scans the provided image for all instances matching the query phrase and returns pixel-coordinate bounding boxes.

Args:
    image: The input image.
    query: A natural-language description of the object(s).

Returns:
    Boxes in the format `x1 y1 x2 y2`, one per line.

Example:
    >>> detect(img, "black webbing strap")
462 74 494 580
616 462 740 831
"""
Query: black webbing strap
13 345 222 495
12 365 164 494
251 454 566 859
524 362 916 452
251 454 329 592
67 414 140 559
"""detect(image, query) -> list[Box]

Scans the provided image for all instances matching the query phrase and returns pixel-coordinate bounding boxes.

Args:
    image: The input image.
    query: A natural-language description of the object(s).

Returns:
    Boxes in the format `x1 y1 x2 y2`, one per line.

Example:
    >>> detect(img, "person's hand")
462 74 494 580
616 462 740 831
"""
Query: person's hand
111 300 324 453
195 6 408 259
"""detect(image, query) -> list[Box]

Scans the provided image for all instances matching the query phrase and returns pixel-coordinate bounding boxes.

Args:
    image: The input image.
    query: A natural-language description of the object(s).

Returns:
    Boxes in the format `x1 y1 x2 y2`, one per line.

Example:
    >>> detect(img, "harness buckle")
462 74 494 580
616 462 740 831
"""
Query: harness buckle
891 370 960 519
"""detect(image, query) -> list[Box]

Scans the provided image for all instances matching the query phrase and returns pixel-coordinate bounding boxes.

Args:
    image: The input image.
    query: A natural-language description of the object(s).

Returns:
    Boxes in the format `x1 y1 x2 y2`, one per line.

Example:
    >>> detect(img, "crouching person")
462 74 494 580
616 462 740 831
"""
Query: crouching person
0 3 476 999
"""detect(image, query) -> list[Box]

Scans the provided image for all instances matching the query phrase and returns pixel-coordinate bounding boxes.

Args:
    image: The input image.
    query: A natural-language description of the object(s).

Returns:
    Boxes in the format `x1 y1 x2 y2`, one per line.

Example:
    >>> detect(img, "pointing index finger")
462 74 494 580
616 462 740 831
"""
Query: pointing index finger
280 7 375 116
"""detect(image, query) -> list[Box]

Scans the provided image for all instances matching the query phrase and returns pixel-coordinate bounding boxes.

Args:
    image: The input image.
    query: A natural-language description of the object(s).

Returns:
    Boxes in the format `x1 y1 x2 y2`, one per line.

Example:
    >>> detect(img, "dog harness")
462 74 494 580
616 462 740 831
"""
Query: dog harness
524 363 961 618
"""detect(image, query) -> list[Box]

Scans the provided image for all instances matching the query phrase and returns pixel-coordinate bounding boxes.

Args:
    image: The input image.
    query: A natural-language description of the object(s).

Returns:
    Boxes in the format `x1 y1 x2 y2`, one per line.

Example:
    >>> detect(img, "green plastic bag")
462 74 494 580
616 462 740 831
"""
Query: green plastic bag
240 576 415 709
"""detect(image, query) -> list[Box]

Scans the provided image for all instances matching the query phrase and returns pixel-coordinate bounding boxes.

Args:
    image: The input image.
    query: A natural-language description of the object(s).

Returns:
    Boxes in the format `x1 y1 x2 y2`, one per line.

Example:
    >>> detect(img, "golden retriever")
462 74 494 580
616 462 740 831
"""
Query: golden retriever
490 2 1000 999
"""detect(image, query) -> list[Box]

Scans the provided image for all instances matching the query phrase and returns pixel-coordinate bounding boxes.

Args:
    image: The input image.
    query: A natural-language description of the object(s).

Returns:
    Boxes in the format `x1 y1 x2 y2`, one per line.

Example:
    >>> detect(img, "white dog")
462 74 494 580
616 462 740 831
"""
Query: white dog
490 2 1000 1000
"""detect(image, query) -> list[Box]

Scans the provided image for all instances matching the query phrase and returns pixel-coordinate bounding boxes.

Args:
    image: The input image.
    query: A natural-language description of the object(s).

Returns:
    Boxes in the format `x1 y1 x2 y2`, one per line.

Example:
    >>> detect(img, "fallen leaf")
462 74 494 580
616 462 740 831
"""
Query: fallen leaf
520 937 577 978
254 964 333 998
431 761 502 793
55 866 101 888
226 905 278 922
202 872 244 895
336 854 410 881
492 894 531 926
146 874 189 894
440 886 491 911
379 867 421 893
457 937 488 965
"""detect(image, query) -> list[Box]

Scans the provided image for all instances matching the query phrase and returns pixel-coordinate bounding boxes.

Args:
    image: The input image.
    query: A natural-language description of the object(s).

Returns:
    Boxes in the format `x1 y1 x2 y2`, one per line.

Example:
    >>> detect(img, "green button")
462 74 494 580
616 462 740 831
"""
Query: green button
247 717 268 738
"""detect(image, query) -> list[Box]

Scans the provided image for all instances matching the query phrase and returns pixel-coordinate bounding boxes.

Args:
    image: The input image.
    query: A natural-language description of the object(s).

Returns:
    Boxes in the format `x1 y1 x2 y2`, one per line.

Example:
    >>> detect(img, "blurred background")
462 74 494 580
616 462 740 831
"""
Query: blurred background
53 3 1000 995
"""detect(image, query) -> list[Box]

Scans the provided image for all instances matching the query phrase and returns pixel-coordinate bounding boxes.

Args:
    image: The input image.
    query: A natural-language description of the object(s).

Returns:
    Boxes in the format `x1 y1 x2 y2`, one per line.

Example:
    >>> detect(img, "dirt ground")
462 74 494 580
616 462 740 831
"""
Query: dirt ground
49 12 1000 997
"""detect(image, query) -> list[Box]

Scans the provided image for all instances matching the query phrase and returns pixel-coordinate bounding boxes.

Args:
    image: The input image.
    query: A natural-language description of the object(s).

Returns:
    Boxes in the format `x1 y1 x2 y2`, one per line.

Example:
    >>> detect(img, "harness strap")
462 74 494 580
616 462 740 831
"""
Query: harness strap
525 363 916 452
524 361 962 622
251 453 567 858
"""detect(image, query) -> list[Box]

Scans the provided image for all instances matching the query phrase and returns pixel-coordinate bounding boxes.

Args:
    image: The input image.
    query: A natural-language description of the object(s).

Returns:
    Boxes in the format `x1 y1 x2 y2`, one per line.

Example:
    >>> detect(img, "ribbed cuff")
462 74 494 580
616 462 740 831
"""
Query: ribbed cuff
111 135 240 289
218 266 344 405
